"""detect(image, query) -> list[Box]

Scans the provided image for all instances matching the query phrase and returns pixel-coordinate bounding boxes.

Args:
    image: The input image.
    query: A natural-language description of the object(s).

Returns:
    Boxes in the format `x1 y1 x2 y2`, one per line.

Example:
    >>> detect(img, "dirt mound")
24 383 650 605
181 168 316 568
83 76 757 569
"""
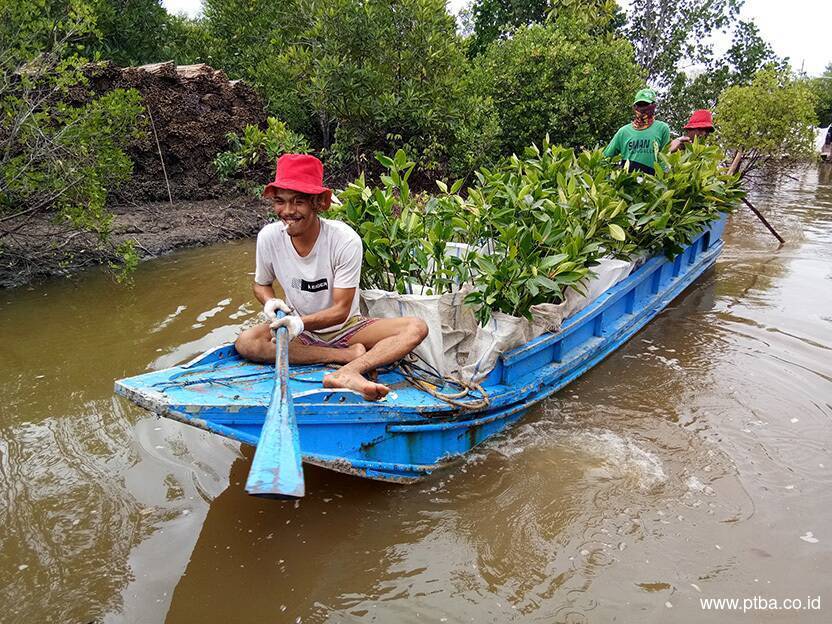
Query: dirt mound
80 61 268 202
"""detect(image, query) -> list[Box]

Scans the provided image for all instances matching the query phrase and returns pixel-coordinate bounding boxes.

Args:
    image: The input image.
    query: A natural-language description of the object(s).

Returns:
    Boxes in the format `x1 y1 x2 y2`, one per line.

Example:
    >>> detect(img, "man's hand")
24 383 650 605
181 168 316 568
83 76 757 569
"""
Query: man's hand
263 297 292 321
270 315 305 341
669 136 691 153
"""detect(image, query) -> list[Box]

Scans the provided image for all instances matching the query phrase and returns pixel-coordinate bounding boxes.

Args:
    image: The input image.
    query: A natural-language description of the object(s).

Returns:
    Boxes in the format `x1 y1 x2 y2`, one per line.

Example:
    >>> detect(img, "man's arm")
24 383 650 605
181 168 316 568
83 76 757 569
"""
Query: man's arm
669 136 690 153
603 129 620 158
252 281 354 331
253 282 277 306
297 287 355 331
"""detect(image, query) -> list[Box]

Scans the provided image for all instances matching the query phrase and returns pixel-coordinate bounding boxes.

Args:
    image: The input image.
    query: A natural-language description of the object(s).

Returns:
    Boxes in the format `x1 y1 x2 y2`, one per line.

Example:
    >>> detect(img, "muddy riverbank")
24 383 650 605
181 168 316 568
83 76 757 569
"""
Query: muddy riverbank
0 196 268 288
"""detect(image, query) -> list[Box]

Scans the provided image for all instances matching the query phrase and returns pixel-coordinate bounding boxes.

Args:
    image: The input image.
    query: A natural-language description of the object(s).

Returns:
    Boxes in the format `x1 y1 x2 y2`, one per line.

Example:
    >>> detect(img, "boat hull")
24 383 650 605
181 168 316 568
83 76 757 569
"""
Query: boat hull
115 216 727 483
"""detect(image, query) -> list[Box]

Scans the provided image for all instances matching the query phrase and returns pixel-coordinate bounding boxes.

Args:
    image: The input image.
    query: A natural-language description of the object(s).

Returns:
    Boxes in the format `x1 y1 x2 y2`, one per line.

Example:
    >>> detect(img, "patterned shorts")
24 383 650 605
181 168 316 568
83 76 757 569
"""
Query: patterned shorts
296 315 379 349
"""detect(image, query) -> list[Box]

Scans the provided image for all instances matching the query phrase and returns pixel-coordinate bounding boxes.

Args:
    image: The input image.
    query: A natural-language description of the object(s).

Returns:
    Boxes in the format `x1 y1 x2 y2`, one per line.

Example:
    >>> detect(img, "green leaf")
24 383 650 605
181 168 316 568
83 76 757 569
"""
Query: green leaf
535 275 560 291
540 253 569 269
608 223 626 241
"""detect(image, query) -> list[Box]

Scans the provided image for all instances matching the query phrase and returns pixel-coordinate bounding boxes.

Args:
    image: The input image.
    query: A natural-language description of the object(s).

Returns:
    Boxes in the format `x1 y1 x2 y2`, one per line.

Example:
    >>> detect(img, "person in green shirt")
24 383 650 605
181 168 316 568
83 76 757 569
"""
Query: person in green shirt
603 88 670 175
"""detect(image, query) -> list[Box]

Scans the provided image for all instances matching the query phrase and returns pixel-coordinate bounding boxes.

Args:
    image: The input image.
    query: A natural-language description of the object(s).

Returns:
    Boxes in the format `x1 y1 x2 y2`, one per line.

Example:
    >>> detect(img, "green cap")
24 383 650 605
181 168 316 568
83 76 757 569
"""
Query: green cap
633 88 657 105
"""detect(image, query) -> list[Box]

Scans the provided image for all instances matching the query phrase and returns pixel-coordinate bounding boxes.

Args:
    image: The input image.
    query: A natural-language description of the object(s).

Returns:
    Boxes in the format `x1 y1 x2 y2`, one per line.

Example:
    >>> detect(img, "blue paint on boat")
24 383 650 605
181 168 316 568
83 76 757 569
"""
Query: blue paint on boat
244 315 305 498
115 216 728 483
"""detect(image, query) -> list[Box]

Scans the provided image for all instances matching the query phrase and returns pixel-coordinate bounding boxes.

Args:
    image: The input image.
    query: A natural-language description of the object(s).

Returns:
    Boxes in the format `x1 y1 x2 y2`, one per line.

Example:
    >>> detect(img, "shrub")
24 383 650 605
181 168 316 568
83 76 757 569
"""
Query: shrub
202 0 500 181
808 64 832 127
308 0 500 180
472 20 644 155
716 68 818 177
1 1 145 238
213 117 310 183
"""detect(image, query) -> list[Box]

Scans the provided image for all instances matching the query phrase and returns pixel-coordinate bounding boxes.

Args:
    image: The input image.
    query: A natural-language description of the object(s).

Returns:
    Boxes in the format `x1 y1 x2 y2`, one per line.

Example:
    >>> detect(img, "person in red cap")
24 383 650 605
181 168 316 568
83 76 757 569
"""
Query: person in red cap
670 109 715 152
235 153 428 401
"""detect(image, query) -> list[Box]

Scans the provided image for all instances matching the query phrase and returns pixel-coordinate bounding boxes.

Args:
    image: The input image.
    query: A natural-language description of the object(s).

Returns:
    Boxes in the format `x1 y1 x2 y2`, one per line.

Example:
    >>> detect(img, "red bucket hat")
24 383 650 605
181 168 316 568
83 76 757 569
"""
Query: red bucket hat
683 109 714 130
263 154 330 197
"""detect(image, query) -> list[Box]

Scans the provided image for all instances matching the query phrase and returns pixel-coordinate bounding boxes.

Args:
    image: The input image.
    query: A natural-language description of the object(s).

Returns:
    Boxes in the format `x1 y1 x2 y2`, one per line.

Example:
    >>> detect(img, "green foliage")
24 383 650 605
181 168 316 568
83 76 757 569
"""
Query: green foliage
302 0 499 178
159 15 214 65
2 0 185 68
466 0 549 58
200 0 499 179
716 68 818 175
333 141 742 325
213 118 310 181
85 0 170 66
2 79 144 232
0 0 98 64
202 0 309 73
445 92 503 179
546 0 626 36
462 140 742 321
662 20 784 131
461 143 615 321
1 0 144 278
612 142 745 257
465 0 625 59
723 21 783 83
472 21 643 154
201 0 311 133
110 238 140 283
626 0 743 89
808 64 832 127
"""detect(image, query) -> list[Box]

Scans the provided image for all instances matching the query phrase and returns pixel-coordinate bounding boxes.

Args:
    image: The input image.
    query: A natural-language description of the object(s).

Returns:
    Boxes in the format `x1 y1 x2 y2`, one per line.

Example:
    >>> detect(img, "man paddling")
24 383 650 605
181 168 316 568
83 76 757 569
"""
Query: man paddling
669 109 716 152
604 88 670 175
235 154 428 401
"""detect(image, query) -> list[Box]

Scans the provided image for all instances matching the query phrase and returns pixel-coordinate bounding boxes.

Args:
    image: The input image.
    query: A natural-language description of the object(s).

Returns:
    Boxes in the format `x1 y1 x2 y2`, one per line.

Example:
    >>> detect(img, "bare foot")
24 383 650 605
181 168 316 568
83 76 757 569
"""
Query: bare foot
323 369 389 401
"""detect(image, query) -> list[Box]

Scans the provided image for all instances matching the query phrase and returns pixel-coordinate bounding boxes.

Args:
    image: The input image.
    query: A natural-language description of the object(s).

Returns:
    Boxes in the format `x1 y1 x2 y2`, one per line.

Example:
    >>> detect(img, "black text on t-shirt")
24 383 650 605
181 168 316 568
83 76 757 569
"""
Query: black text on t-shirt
292 277 329 292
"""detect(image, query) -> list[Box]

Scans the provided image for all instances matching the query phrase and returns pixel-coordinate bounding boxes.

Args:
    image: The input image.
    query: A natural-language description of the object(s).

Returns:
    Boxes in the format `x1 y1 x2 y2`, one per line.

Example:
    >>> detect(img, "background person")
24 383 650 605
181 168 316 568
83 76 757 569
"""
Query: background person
603 88 671 175
670 109 716 152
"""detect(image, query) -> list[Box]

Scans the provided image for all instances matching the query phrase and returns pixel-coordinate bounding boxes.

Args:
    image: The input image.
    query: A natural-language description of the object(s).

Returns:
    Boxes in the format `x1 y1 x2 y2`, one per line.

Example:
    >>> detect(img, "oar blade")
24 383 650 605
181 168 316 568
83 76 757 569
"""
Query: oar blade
245 395 305 498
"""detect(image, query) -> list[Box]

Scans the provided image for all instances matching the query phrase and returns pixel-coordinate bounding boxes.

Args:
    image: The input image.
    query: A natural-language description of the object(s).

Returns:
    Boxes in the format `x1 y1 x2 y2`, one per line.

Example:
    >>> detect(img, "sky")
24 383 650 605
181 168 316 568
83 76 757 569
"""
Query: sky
161 0 831 76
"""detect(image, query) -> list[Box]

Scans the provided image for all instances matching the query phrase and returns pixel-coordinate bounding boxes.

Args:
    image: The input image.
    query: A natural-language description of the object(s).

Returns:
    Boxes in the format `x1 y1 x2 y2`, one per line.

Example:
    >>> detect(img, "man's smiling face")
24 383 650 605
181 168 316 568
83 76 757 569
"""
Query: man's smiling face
271 189 318 237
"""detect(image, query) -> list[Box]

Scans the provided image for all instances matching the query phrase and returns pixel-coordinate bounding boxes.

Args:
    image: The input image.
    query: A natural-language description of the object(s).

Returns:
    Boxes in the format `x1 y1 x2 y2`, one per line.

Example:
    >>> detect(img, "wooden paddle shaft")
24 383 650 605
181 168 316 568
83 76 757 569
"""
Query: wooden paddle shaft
728 150 785 244
742 197 785 244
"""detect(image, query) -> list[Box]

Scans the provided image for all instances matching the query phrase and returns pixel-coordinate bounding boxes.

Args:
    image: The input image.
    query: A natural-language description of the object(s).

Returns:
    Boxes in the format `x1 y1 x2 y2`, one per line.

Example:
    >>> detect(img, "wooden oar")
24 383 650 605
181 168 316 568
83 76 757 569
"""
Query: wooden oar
727 150 785 244
741 197 785 244
245 311 305 498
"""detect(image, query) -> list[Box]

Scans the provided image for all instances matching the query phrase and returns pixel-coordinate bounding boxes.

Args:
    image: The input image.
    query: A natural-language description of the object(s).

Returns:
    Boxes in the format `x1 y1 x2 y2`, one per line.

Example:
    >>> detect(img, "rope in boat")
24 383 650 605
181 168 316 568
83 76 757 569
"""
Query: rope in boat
397 353 490 411
287 357 489 410
151 370 272 391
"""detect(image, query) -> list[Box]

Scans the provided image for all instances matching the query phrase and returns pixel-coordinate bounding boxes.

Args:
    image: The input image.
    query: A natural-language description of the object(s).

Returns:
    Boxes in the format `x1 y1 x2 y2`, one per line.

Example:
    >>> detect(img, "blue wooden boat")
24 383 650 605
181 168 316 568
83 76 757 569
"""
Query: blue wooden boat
115 216 727 483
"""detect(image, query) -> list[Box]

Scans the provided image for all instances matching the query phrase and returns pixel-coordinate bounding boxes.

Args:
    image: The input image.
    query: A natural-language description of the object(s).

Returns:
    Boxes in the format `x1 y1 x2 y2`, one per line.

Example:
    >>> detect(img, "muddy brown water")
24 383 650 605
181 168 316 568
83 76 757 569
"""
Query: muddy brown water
1 166 831 623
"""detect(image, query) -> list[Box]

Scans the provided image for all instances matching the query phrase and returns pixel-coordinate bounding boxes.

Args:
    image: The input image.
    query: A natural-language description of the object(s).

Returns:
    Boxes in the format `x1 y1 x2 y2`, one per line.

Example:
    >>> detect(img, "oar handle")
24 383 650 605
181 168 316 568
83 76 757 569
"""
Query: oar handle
271 309 288 341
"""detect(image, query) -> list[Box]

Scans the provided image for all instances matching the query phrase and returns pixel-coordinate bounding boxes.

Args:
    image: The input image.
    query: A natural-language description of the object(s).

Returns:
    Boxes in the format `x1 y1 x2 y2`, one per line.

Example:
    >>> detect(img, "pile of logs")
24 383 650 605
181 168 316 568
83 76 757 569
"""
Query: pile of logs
81 61 268 202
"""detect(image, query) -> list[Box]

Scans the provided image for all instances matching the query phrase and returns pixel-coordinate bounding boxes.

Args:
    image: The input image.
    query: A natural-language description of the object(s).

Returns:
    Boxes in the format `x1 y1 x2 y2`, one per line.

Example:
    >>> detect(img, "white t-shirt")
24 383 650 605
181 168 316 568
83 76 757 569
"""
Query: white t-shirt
254 218 363 332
